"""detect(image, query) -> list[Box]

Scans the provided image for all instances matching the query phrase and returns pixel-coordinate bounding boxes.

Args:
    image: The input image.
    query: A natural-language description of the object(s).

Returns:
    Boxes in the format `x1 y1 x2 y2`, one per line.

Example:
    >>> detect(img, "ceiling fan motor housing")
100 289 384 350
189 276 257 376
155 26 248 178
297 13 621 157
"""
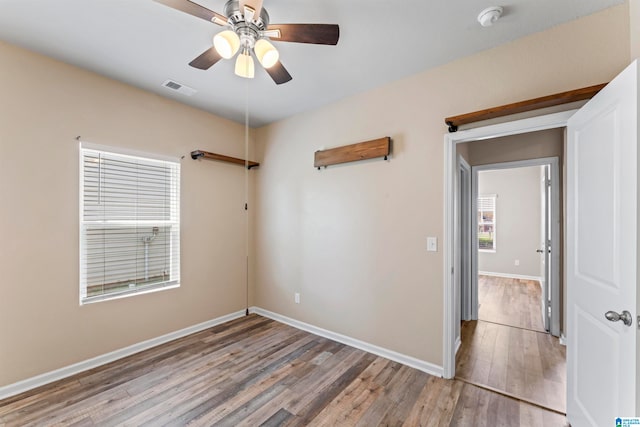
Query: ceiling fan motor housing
224 0 270 49
225 0 269 28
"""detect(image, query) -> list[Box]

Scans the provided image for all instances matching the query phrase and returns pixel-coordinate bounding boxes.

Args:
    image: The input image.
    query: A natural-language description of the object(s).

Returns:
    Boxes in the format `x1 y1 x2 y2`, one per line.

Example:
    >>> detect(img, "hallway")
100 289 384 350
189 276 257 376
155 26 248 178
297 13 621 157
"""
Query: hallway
456 276 566 414
478 275 545 332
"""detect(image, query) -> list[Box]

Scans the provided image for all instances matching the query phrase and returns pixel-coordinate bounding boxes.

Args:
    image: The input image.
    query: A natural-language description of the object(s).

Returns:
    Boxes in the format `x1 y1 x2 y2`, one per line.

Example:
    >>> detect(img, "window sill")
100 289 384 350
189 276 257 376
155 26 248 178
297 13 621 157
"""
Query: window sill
479 249 496 253
80 282 180 305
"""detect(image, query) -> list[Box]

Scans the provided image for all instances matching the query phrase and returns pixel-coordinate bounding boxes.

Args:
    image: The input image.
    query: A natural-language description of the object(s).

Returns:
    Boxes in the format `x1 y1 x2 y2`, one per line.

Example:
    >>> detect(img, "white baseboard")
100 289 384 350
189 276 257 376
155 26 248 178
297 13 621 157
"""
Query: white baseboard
0 310 246 401
250 306 443 378
479 271 543 282
455 336 462 355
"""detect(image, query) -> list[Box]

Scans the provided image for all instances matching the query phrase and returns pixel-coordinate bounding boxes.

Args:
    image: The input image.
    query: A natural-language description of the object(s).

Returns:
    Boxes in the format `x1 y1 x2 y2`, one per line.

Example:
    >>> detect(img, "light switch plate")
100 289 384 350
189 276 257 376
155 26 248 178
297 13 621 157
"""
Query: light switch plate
427 237 438 252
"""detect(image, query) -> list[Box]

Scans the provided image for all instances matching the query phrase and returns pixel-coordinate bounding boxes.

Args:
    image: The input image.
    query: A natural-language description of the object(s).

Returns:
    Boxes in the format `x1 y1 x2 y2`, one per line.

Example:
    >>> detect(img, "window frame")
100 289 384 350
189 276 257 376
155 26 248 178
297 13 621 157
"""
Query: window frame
79 142 181 305
477 194 496 253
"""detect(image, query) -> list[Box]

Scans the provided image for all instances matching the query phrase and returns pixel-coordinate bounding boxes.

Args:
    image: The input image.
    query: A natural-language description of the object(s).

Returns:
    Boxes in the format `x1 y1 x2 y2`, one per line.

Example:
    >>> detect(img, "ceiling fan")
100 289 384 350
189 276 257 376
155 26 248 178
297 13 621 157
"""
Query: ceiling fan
155 0 340 84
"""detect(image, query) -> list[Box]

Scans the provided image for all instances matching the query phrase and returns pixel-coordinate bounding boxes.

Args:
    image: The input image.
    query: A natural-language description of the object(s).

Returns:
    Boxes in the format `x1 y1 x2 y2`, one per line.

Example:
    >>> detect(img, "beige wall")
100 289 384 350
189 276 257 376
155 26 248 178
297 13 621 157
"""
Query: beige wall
254 5 630 366
0 41 255 387
456 142 470 164
478 167 542 277
461 128 564 166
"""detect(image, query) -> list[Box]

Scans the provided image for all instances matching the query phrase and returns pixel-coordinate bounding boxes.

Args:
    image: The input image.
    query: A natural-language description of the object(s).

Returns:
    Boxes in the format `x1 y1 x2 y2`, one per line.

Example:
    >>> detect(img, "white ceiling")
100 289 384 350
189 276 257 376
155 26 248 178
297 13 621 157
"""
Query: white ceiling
0 0 624 127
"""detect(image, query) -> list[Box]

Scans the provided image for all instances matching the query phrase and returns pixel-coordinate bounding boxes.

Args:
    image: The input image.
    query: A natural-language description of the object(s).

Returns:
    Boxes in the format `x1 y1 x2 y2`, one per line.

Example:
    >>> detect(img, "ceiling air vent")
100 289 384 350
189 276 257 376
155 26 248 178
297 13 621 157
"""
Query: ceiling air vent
162 80 197 96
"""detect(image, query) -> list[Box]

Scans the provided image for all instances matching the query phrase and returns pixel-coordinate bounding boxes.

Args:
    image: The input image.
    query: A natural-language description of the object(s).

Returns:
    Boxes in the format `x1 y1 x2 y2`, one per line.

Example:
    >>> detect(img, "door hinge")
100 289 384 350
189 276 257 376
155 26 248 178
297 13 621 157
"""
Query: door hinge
546 179 551 187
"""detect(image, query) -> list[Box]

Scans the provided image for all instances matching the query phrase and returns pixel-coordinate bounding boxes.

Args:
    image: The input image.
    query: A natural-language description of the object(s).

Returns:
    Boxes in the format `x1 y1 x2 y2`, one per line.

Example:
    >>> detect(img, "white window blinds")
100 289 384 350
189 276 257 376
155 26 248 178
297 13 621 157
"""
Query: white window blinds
80 144 180 303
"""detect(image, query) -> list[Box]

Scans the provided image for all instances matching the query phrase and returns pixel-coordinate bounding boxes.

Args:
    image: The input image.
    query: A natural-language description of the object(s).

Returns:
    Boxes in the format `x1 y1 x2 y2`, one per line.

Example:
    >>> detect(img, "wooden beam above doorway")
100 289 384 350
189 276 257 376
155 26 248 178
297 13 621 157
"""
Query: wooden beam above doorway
444 83 607 132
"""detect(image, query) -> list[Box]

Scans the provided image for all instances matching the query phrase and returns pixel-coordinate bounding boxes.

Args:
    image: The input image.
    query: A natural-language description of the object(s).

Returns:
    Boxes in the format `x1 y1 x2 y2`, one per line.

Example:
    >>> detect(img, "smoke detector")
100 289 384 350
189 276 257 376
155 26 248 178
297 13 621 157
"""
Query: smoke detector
477 6 503 27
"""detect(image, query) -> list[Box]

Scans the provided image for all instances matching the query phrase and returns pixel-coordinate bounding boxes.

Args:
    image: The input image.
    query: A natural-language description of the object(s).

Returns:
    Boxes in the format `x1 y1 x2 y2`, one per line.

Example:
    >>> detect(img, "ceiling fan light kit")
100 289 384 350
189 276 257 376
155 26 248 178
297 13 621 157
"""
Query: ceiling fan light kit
235 49 255 78
477 6 503 27
155 0 339 84
254 39 279 68
213 30 240 59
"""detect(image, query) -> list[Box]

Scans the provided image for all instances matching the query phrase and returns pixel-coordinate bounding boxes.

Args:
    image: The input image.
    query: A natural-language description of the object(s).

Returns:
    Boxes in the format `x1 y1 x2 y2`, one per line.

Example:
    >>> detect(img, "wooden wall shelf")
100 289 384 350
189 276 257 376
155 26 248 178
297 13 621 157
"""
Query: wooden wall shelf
444 83 607 132
314 137 391 169
191 150 259 169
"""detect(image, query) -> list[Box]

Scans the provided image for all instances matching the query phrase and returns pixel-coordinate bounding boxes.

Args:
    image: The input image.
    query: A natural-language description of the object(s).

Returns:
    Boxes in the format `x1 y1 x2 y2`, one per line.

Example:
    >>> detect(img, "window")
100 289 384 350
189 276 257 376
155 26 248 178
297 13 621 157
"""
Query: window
478 195 496 251
80 144 180 303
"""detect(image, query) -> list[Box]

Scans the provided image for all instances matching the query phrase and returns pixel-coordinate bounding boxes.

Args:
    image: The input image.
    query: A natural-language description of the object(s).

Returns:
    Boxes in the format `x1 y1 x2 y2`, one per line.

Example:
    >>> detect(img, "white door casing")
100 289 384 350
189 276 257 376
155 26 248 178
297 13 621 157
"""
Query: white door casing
443 110 574 379
566 60 638 425
541 165 551 332
459 156 472 322
545 164 554 333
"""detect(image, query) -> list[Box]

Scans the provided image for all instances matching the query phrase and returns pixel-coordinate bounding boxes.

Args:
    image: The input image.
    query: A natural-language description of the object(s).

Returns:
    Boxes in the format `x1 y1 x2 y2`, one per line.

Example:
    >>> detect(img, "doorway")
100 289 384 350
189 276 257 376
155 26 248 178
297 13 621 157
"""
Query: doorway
443 114 572 415
468 158 561 336
443 113 574 380
455 158 566 412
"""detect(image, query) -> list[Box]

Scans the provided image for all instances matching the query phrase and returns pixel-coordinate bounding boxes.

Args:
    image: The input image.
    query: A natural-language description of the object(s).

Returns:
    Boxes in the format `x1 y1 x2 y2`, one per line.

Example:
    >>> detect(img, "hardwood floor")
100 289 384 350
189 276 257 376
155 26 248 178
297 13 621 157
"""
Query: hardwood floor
456 320 566 414
478 275 545 332
466 274 566 413
0 315 567 426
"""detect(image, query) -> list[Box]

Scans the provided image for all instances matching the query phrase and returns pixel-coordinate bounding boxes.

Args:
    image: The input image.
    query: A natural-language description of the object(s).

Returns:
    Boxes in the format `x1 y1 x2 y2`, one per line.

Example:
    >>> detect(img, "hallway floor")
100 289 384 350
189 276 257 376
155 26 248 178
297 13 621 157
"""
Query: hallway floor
478 275 545 332
456 275 566 414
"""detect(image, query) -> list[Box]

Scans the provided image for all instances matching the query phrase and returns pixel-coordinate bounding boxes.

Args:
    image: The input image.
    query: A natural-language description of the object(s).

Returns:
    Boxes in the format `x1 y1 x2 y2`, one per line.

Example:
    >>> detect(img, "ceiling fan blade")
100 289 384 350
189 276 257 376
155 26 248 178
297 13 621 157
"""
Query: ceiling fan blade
154 0 227 25
266 24 339 45
265 61 292 85
189 47 222 70
240 0 263 21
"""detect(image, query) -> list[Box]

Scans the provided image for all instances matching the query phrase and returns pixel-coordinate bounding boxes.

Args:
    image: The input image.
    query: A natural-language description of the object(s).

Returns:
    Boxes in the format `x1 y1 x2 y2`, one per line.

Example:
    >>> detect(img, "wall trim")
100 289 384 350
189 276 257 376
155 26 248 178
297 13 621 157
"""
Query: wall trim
478 271 543 282
0 310 246 401
455 337 462 355
559 333 567 346
250 306 444 378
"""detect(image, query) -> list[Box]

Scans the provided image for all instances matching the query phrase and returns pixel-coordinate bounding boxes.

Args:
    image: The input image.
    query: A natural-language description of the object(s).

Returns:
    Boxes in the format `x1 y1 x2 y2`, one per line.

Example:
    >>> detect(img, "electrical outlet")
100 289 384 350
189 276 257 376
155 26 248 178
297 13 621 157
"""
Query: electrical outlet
294 293 300 304
514 259 520 266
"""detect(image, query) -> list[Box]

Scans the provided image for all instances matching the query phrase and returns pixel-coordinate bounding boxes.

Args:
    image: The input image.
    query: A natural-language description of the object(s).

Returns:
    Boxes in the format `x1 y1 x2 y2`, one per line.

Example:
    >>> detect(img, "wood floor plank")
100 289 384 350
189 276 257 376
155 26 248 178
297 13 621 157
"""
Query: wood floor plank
287 352 377 426
405 376 463 427
305 357 388 427
451 383 568 426
1 314 565 426
259 408 295 427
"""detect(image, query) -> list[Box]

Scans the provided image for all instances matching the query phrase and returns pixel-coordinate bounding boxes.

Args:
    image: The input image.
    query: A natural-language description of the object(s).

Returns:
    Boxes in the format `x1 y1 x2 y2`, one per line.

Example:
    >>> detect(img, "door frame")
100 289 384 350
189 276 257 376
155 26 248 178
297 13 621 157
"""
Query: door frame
458 155 472 322
469 158 560 336
443 110 576 379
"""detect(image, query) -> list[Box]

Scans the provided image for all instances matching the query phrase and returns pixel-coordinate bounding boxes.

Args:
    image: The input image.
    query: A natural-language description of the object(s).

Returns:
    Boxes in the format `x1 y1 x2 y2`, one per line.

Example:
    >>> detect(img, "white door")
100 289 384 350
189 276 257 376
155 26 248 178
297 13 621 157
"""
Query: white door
567 60 638 425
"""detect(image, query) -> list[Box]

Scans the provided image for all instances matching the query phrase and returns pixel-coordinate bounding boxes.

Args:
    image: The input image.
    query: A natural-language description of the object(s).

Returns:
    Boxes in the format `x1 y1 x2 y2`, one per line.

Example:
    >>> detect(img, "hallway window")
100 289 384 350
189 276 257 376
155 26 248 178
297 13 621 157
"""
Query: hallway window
478 195 496 251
